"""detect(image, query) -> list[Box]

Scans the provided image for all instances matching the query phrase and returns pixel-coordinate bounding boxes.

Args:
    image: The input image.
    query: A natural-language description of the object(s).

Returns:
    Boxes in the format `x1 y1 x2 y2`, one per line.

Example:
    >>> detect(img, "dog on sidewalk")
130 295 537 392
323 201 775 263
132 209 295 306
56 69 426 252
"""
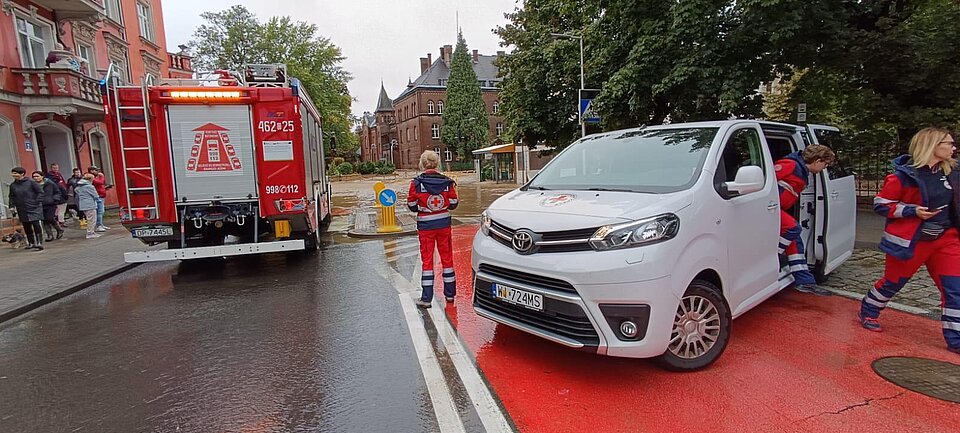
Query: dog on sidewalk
2 229 28 249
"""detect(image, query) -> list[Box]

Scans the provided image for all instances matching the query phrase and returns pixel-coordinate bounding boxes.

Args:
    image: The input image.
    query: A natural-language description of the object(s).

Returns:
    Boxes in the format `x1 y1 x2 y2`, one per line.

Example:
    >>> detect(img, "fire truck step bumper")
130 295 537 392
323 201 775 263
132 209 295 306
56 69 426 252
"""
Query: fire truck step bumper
123 240 306 263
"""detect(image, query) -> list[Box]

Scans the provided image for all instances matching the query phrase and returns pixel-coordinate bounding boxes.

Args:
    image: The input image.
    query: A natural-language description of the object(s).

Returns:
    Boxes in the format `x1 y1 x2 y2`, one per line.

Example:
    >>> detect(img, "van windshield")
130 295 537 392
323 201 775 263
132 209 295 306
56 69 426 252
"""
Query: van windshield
527 127 719 193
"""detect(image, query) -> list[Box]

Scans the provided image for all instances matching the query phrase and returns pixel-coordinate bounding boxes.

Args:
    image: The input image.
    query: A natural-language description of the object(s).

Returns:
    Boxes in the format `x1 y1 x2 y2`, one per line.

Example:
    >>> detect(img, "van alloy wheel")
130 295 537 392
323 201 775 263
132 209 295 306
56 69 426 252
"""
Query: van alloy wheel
668 295 722 359
657 280 731 371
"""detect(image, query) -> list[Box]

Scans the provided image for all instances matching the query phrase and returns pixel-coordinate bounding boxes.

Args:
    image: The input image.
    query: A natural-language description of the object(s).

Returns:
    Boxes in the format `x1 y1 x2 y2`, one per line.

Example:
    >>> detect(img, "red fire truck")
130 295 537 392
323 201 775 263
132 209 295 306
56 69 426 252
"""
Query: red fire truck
101 64 332 262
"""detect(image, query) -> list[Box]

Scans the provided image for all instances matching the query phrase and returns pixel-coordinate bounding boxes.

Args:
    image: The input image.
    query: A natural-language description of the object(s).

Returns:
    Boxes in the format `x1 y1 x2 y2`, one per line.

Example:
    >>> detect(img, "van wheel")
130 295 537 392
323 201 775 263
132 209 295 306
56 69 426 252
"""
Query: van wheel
657 280 731 372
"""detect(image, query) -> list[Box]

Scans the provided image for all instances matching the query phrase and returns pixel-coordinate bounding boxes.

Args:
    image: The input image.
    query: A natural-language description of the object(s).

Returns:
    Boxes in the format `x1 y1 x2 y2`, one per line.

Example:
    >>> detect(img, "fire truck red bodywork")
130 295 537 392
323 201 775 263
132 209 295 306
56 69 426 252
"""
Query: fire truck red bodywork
103 79 331 261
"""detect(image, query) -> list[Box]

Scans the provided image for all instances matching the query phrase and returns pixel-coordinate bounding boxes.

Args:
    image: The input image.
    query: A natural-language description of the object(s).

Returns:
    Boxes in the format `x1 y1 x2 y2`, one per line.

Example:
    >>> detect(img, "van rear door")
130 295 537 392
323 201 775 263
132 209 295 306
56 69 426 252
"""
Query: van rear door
807 125 856 275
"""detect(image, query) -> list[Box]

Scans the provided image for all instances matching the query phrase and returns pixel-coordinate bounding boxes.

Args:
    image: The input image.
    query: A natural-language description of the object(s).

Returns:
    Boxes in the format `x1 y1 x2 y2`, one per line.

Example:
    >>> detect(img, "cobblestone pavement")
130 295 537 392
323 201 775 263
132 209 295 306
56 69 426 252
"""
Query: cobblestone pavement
823 248 942 319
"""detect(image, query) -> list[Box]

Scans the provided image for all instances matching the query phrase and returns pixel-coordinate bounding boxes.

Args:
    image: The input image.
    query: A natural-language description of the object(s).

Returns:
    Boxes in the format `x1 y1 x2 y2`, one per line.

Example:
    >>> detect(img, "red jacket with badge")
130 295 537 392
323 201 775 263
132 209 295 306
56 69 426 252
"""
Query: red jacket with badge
874 154 960 260
775 152 810 211
407 170 458 231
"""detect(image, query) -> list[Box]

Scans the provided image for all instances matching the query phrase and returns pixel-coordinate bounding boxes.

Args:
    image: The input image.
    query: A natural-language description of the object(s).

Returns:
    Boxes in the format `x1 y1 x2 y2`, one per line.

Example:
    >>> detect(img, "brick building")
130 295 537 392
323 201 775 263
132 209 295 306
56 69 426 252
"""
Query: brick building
0 0 192 217
358 44 505 169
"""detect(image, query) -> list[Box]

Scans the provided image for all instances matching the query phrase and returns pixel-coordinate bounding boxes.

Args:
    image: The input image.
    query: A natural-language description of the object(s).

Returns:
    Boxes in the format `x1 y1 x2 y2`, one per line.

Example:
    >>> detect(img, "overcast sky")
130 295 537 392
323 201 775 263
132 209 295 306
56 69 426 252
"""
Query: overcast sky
161 0 520 118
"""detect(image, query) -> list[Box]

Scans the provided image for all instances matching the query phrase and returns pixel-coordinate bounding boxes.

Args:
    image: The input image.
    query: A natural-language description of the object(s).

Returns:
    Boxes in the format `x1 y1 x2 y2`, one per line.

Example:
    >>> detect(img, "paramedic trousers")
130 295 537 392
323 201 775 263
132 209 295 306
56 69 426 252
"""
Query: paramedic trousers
860 228 960 349
418 226 456 302
778 210 816 286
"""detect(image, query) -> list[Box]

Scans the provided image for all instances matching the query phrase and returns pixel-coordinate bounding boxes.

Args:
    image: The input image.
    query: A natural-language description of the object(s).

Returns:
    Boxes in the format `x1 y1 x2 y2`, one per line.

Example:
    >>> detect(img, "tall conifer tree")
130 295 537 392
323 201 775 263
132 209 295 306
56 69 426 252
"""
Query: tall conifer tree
441 31 489 159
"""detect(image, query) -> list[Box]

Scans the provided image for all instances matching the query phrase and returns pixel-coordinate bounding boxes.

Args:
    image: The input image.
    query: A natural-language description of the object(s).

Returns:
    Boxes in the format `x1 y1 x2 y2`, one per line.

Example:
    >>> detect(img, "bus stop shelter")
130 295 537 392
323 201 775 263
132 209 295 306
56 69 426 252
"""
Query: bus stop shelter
472 143 515 183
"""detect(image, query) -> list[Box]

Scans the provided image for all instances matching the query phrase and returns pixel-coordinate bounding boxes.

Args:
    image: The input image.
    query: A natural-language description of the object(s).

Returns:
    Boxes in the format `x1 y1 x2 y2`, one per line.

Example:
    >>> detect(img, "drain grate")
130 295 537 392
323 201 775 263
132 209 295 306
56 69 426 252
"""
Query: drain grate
871 357 960 403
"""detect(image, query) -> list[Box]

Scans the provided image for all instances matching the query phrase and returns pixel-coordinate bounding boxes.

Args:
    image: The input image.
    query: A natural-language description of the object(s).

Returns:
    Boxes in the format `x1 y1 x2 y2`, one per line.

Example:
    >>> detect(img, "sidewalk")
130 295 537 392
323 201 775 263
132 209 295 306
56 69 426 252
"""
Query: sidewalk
0 216 150 322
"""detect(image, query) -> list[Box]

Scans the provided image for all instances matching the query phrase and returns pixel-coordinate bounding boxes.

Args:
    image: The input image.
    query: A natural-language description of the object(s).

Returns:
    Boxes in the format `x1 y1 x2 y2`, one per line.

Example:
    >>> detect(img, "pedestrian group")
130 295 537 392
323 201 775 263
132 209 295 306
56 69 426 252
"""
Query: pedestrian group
7 164 111 251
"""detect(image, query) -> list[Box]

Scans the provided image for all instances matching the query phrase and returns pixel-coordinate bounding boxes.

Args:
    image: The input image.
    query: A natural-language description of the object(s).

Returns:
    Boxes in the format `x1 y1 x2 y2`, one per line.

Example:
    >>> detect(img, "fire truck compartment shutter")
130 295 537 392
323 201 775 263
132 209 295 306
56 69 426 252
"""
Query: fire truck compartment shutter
167 105 258 202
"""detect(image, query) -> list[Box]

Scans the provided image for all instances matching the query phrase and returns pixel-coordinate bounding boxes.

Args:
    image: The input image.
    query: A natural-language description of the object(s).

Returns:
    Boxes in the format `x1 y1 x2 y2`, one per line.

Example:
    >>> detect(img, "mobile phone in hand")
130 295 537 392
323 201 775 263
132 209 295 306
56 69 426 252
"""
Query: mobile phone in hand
935 204 949 211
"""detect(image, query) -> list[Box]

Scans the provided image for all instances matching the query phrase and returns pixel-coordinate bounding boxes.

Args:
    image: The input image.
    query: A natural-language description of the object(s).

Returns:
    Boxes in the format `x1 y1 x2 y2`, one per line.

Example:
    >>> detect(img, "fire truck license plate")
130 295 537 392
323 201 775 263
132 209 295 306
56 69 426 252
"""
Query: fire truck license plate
492 283 543 311
132 227 174 238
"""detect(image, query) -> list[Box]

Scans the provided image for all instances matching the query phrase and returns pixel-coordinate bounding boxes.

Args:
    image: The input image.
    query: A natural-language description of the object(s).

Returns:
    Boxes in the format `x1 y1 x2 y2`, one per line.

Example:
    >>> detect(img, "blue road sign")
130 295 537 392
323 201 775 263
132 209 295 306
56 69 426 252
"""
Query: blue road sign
579 89 601 124
378 189 397 207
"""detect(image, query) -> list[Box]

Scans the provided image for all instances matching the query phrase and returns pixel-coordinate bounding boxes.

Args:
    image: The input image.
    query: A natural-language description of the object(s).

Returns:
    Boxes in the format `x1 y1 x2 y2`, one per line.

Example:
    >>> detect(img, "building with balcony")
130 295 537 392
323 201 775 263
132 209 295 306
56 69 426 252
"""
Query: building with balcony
0 0 192 217
358 44 505 169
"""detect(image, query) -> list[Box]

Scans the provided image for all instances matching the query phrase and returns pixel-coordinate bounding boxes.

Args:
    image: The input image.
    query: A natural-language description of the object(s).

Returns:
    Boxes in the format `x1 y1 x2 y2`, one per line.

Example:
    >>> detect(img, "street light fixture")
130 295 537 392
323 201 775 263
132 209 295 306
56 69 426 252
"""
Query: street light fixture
550 32 586 138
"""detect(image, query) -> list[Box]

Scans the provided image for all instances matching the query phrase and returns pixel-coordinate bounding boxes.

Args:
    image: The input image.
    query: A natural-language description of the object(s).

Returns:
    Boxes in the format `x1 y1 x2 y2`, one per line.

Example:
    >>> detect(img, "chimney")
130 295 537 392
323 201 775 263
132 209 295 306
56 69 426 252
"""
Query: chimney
420 57 430 74
442 44 453 64
472 49 479 63
427 53 432 65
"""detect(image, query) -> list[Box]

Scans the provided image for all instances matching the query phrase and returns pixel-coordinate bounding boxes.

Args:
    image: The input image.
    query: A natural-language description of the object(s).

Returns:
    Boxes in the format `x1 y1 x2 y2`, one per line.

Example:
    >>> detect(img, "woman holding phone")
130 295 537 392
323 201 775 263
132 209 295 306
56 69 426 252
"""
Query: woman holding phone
861 127 960 355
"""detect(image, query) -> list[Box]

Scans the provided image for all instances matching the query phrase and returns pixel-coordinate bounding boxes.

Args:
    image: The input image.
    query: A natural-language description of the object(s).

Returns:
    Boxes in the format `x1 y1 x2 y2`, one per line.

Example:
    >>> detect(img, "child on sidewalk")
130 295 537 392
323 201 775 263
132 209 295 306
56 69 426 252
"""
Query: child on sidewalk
75 174 100 239
407 150 459 308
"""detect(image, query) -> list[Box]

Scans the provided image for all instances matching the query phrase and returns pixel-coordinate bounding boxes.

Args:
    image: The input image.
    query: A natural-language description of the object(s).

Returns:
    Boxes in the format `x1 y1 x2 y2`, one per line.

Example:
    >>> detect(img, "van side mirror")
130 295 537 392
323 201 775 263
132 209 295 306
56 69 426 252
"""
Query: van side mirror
724 165 765 196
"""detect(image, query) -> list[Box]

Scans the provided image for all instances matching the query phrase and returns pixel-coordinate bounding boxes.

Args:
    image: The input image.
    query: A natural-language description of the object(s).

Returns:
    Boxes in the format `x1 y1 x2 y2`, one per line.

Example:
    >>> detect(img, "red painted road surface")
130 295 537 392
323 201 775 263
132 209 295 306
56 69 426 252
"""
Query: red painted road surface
441 225 960 433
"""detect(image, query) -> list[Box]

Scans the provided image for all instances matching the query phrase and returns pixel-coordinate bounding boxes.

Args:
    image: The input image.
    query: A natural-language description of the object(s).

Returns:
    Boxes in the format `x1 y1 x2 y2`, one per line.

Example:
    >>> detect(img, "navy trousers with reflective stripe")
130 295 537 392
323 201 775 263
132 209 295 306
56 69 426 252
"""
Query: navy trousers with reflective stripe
861 228 960 349
418 226 456 301
779 211 815 286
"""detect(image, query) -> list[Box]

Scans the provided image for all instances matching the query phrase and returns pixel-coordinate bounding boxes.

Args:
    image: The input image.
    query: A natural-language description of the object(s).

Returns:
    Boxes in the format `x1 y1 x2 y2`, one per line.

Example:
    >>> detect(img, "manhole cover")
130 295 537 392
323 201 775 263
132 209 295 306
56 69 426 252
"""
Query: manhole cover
872 357 960 403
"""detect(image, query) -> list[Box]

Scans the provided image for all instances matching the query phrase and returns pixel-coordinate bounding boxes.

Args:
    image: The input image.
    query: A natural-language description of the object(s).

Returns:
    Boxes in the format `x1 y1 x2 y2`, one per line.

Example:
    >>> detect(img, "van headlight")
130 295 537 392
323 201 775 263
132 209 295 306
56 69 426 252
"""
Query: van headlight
589 214 679 251
480 211 492 236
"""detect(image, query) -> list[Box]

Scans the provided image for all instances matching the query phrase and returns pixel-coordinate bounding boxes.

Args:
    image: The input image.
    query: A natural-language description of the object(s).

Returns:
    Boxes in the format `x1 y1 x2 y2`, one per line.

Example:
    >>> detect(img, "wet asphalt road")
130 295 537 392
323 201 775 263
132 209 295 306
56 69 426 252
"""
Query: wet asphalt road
0 236 452 433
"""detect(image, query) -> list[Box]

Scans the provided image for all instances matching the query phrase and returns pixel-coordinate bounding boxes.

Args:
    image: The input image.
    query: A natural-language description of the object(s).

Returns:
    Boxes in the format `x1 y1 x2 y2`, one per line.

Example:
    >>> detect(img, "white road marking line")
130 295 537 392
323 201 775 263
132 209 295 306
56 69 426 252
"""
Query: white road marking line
383 243 421 255
396 293 467 433
386 250 421 263
384 263 514 433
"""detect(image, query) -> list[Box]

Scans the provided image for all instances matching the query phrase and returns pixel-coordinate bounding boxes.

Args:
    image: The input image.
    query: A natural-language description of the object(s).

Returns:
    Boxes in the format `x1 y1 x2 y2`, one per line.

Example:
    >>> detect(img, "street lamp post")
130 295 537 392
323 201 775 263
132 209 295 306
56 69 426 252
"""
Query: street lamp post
551 32 586 138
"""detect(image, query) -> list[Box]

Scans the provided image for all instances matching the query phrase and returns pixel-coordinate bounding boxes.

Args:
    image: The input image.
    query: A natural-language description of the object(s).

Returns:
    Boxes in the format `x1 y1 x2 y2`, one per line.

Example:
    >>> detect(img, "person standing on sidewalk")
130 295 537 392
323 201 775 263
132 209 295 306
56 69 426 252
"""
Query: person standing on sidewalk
65 168 86 226
407 150 459 308
45 163 68 227
860 127 960 356
75 174 101 239
775 144 836 296
88 165 110 232
32 171 65 241
8 167 44 251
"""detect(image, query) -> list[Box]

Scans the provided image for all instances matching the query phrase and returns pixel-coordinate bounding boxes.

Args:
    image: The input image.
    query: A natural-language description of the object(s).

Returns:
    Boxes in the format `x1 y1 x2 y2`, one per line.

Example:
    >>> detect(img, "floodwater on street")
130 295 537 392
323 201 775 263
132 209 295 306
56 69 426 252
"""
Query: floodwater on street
0 239 443 433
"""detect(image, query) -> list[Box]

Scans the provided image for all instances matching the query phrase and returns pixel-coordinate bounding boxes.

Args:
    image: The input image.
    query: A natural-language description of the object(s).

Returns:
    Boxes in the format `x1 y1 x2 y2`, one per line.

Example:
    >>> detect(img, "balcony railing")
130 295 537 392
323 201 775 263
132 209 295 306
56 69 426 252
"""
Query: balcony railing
11 68 102 105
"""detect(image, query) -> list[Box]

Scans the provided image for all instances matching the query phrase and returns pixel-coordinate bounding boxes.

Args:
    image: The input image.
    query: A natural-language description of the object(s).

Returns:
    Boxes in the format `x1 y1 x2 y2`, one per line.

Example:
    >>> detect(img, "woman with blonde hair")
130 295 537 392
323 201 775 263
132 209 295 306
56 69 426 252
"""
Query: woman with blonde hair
407 150 459 308
861 127 960 355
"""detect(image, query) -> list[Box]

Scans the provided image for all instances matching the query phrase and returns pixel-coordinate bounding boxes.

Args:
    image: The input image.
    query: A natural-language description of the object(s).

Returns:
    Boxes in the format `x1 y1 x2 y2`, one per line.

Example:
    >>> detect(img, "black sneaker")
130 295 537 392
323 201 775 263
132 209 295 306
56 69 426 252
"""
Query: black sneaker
34 245 44 252
415 299 432 309
22 244 34 251
795 284 832 296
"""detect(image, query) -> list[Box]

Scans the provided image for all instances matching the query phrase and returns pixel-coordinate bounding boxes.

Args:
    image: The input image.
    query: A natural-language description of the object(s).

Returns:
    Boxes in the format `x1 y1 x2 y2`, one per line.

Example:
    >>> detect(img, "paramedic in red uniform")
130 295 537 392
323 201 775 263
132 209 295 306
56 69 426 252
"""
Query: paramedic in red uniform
775 144 836 296
860 127 960 355
407 150 459 308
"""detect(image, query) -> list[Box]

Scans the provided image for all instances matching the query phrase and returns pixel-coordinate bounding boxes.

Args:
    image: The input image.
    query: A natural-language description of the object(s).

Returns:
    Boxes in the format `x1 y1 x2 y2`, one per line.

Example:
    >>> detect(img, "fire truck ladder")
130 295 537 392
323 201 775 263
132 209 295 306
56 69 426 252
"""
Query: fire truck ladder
107 66 160 220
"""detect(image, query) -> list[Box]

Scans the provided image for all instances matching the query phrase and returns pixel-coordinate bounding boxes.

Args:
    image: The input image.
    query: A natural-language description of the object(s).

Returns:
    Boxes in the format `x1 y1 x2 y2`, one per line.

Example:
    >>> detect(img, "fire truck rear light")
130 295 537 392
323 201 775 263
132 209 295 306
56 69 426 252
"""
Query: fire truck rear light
274 199 306 212
169 91 243 99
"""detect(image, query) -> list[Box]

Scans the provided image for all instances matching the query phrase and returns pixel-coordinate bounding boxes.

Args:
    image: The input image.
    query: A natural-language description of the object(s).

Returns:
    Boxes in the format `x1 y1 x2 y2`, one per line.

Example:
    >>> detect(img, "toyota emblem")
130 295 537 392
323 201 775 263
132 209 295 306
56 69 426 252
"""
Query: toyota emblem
512 229 536 254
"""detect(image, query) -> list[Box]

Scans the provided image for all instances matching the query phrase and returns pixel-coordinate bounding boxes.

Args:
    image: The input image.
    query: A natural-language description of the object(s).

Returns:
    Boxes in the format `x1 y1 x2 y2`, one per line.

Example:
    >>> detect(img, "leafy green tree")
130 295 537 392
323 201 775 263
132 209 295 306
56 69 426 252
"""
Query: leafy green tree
496 0 846 149
441 32 490 157
188 6 358 156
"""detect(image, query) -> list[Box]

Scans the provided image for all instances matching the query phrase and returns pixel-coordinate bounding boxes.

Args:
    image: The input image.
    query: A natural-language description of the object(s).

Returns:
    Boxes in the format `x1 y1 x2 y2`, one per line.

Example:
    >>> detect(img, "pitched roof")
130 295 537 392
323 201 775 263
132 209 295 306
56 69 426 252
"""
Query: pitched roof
394 54 501 101
375 83 394 112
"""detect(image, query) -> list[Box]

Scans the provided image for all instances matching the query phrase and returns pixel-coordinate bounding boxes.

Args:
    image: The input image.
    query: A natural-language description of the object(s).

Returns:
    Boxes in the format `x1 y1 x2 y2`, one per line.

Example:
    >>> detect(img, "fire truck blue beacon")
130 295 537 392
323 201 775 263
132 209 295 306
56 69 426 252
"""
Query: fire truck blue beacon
472 121 856 371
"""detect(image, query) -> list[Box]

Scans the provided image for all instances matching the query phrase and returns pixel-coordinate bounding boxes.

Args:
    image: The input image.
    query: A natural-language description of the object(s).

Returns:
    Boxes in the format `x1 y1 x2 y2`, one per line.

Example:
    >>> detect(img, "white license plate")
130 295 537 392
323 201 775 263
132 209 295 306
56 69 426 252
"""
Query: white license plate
132 227 174 237
492 283 543 311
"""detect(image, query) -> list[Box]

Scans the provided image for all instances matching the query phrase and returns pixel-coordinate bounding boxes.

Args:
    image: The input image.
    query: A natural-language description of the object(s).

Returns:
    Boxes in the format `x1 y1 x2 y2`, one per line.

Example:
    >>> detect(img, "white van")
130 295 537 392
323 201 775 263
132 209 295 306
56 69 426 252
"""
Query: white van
472 120 856 371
